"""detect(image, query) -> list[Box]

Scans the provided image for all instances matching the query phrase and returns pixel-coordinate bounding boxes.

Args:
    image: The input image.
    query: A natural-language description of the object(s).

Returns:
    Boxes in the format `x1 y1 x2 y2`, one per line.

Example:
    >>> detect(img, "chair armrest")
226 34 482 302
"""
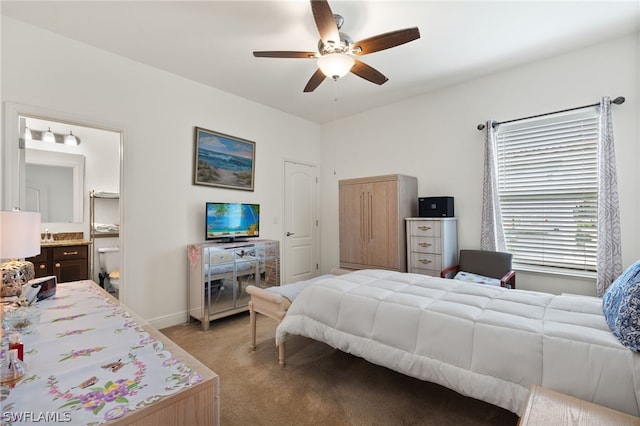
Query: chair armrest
441 264 460 279
500 270 516 289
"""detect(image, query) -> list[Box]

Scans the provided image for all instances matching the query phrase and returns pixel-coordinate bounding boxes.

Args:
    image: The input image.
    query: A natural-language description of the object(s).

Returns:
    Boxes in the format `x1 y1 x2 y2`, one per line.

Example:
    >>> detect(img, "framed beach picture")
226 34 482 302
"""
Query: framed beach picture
193 127 256 191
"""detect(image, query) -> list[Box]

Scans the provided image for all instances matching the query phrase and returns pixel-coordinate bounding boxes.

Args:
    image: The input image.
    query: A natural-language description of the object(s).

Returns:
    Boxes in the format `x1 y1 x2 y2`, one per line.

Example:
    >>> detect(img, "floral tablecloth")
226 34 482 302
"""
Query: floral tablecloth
1 280 202 425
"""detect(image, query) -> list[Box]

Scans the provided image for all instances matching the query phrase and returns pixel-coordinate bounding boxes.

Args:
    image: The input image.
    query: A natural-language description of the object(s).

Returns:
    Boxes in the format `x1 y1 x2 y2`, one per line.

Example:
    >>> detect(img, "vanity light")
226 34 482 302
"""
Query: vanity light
42 127 55 143
27 128 81 146
64 131 79 146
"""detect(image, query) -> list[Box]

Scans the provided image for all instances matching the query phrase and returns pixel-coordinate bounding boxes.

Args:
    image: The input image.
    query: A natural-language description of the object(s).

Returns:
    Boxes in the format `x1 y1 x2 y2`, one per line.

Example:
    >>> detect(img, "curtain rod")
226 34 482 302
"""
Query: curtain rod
476 96 625 130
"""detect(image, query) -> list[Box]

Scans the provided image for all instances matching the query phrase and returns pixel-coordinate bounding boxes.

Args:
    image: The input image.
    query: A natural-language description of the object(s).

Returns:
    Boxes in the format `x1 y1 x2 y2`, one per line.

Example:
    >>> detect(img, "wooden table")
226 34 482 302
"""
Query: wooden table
519 385 640 426
2 280 219 425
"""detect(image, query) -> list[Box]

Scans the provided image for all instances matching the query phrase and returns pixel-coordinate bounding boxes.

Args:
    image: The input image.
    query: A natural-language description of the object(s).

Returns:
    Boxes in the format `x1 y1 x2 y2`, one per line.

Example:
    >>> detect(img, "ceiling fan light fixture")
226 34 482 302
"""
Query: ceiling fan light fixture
317 53 354 80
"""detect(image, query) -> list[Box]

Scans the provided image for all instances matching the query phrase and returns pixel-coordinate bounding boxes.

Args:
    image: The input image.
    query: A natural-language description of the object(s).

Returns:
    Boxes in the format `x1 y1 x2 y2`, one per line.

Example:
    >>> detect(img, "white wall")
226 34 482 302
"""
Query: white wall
3 15 638 324
2 17 321 327
320 33 640 296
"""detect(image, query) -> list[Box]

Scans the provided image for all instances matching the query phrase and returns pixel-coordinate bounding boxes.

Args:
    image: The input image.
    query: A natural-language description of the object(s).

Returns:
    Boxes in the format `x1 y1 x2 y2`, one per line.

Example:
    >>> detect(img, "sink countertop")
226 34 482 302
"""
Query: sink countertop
40 239 92 247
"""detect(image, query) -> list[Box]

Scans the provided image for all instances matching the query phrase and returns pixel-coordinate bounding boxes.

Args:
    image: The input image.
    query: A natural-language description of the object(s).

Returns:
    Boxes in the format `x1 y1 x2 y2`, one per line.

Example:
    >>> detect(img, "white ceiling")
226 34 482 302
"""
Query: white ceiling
2 1 639 124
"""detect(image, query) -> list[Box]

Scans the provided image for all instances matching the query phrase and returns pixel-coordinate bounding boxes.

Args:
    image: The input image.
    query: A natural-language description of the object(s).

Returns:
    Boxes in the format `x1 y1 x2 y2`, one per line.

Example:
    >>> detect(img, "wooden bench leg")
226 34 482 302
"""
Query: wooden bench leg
249 301 256 351
278 342 286 367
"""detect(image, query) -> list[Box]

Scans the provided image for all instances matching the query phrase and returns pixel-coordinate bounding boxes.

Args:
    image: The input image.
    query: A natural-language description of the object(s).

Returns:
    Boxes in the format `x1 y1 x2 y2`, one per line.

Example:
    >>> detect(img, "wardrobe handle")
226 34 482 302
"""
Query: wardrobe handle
368 192 373 242
55 263 61 268
360 194 365 241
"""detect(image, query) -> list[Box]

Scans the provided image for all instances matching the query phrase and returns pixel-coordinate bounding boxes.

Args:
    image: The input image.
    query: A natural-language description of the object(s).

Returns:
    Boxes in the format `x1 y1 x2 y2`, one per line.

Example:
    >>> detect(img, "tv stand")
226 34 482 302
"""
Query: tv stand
219 237 249 244
187 239 280 331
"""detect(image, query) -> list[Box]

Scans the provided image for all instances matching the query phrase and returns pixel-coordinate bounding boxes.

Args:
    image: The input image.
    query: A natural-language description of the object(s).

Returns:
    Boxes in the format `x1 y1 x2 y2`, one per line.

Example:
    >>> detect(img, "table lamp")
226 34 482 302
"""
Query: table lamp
0 210 41 297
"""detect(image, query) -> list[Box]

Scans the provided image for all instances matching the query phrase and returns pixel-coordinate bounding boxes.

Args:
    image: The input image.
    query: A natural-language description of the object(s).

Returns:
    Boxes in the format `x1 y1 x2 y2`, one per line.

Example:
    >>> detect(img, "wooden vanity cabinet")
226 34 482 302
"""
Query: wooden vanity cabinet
30 249 49 278
29 244 89 283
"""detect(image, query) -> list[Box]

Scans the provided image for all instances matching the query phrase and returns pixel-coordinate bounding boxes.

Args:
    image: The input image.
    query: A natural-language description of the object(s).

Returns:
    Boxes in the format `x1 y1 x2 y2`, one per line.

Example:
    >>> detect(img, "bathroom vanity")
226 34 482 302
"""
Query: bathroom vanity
187 239 280 331
27 235 91 283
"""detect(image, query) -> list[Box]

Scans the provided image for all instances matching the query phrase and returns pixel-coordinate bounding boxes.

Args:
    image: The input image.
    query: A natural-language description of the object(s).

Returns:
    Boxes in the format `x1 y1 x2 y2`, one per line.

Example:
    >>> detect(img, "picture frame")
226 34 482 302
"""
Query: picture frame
193 127 256 191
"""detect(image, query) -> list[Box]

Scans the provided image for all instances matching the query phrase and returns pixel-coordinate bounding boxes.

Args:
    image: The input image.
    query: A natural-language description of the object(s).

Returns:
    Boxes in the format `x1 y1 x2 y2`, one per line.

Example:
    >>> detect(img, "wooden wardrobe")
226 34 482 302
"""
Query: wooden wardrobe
339 174 417 272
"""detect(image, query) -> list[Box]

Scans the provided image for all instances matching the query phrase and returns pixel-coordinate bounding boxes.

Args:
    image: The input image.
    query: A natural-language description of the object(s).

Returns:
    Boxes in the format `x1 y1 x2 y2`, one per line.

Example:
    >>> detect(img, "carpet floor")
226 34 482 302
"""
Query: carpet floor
161 312 519 426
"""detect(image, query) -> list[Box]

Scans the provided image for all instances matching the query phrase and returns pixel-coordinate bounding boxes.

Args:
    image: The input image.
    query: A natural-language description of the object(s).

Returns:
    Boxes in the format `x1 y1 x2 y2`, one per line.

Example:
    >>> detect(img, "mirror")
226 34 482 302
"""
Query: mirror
24 149 85 223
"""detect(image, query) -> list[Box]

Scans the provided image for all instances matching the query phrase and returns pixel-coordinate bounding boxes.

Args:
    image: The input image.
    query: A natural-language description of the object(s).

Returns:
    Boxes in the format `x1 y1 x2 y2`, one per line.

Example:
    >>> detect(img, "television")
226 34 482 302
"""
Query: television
205 202 260 242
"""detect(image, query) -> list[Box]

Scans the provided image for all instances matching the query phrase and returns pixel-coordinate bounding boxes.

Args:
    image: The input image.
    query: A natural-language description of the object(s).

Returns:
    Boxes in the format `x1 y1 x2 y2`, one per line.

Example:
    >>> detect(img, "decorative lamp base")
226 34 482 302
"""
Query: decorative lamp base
1 260 35 297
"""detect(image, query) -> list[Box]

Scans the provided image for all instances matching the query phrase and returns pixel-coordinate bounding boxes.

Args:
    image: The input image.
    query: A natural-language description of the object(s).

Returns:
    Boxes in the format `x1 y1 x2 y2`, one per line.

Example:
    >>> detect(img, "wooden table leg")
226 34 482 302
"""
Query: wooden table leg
249 301 256 351
278 342 286 367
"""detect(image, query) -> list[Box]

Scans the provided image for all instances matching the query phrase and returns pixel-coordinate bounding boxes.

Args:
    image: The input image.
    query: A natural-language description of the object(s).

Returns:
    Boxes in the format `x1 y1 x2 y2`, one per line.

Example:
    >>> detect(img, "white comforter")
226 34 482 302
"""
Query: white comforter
275 269 640 416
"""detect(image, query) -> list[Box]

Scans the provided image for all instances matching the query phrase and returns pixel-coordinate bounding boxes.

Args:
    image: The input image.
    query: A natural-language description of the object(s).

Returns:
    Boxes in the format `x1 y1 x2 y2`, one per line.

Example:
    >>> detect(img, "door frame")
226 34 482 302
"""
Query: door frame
2 102 127 302
281 158 320 284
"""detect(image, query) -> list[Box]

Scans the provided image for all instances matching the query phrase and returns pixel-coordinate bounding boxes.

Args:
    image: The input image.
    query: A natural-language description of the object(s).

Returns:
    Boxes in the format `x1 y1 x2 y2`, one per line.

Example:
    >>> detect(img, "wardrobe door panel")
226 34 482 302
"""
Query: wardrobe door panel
339 182 366 267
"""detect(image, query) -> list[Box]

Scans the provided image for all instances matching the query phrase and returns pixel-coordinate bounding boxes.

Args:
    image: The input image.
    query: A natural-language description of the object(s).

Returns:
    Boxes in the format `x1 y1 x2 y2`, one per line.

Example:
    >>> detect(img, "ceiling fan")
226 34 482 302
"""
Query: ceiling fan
253 0 420 93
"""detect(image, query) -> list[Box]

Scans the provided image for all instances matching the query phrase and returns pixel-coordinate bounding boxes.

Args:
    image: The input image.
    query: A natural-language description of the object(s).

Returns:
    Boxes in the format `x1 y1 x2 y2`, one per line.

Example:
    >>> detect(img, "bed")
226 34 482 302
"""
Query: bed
267 268 640 417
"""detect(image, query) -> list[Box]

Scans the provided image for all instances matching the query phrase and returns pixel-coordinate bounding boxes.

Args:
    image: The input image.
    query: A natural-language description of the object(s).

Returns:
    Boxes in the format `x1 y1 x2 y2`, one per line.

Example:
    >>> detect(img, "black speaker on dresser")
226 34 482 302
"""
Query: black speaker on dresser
418 197 454 217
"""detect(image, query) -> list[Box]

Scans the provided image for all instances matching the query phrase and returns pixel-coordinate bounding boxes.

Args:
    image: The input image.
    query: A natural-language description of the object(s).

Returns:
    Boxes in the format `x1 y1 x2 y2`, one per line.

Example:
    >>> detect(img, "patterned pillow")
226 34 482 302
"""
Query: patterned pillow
453 271 501 287
602 260 640 351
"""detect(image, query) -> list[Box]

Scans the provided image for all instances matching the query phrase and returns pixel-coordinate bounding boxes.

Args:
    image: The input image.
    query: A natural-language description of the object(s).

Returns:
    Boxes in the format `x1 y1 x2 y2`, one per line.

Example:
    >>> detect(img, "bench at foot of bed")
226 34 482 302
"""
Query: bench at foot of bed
246 273 340 366
246 285 290 366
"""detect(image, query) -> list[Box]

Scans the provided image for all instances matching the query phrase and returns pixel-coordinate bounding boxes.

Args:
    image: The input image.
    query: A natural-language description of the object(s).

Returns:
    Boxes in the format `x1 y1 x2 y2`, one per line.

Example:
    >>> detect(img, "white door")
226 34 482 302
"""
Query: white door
283 161 319 284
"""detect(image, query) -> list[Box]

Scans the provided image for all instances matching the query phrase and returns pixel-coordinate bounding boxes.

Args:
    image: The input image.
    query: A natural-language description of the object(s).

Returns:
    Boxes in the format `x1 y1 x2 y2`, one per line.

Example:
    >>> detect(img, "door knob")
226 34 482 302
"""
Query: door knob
286 232 295 236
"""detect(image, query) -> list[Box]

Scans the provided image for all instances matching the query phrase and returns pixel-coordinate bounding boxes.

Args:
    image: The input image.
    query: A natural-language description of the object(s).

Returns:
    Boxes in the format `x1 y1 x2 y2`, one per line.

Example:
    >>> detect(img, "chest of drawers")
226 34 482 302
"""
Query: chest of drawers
405 218 457 277
187 239 280 331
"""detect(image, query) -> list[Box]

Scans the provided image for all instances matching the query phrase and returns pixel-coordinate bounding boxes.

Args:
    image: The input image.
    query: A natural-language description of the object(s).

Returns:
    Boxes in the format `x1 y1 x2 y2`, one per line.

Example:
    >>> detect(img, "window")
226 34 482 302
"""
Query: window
495 109 598 271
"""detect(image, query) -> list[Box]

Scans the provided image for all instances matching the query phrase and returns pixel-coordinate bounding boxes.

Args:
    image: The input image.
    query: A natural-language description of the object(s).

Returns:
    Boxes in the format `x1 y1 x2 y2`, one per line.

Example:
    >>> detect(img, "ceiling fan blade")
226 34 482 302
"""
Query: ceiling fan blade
350 60 389 85
352 27 420 56
303 68 326 92
253 51 317 59
311 0 340 47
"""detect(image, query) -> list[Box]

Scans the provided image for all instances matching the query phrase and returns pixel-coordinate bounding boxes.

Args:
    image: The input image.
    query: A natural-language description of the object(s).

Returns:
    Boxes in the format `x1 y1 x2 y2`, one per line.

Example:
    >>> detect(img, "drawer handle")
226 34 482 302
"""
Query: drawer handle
39 265 46 270
418 242 432 248
63 251 78 256
55 263 61 268
418 259 432 264
418 226 431 231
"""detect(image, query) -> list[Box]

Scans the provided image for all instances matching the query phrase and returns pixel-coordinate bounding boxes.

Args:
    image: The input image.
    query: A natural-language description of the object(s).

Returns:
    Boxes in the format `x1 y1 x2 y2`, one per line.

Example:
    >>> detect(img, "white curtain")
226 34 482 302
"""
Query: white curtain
480 121 506 252
596 96 623 296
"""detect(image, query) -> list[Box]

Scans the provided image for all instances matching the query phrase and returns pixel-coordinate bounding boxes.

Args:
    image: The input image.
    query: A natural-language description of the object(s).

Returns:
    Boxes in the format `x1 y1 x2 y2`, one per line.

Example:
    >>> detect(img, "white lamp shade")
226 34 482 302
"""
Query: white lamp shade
42 128 55 143
0 211 41 260
317 53 355 80
64 131 79 146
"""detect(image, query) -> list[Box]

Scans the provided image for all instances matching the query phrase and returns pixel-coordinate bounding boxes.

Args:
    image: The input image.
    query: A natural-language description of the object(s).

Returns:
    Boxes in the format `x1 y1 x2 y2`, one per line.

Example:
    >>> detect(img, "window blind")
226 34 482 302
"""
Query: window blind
496 111 598 271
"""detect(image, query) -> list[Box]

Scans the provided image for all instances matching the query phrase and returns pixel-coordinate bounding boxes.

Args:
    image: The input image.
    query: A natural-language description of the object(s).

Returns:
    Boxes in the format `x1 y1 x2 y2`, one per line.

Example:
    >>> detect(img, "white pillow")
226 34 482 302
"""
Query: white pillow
453 271 501 287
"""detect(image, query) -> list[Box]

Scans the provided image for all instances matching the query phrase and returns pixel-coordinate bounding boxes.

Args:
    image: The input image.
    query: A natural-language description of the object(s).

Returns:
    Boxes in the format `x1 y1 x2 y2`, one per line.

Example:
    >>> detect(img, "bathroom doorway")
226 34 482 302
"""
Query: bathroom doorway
4 104 124 299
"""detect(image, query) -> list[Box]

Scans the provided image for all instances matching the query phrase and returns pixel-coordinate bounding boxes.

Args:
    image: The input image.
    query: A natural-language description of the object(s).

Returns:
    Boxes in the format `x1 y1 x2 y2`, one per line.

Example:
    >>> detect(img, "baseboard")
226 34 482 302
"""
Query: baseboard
148 311 189 330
